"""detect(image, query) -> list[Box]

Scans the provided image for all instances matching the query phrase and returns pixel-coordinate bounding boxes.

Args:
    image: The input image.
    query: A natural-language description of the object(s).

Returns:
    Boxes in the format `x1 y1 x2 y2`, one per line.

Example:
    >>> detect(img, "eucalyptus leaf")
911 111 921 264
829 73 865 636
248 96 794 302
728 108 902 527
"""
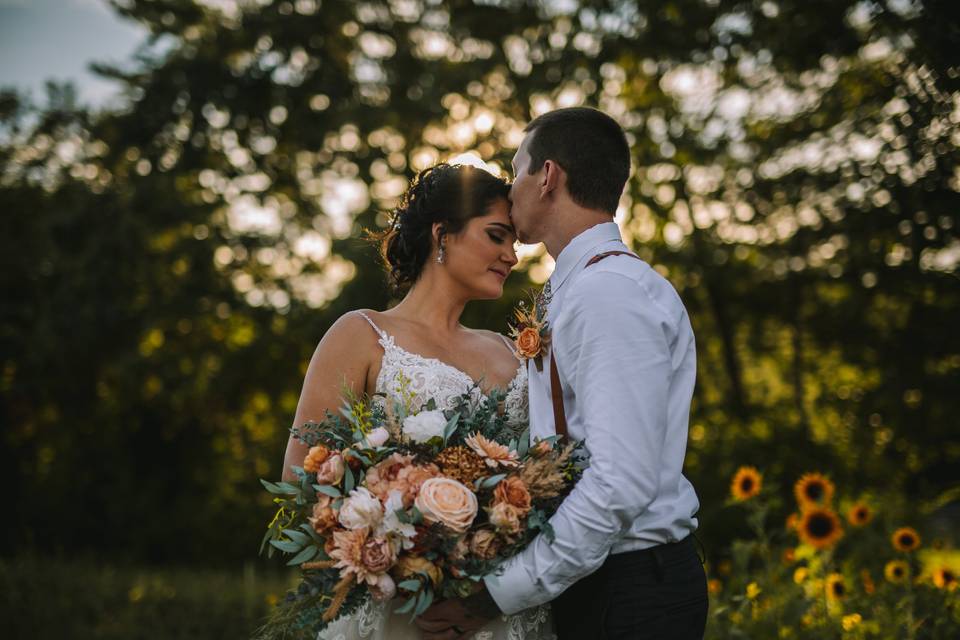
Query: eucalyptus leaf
397 579 421 591
315 485 342 498
394 596 417 615
480 474 507 489
269 539 303 554
286 545 319 566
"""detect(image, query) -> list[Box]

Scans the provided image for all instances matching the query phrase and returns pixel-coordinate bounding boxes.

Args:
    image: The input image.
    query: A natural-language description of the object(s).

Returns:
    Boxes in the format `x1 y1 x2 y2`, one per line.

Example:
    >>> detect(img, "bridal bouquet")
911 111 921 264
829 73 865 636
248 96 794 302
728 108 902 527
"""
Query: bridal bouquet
254 381 586 640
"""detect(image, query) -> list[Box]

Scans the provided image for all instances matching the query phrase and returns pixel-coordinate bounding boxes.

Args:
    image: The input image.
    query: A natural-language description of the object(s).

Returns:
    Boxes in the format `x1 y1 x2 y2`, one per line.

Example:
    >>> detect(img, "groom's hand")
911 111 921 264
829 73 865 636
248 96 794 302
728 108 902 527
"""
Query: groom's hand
415 584 501 639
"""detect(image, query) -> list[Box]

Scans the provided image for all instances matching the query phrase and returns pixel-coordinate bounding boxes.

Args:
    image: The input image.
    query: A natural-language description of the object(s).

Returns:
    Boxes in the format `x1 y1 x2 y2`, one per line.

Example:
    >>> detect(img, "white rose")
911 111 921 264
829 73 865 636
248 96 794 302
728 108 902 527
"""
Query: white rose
402 409 447 444
364 427 391 448
338 487 384 530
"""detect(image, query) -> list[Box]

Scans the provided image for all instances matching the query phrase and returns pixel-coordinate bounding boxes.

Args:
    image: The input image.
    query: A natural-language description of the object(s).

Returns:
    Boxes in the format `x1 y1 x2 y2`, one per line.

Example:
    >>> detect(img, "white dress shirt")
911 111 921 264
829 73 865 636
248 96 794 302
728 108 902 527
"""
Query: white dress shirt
485 222 701 615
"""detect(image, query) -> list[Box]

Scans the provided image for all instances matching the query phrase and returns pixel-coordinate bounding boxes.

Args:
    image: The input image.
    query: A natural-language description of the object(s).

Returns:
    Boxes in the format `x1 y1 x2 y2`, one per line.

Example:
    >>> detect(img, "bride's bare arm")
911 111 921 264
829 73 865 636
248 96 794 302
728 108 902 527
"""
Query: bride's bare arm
281 312 377 481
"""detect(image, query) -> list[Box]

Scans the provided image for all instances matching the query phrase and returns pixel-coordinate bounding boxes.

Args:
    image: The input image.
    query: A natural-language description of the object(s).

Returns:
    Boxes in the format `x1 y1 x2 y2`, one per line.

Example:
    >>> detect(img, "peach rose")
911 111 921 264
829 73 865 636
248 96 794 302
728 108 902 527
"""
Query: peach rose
394 555 442 587
415 477 478 533
515 327 542 359
303 444 330 473
530 440 553 457
488 502 523 535
469 529 500 560
361 536 396 575
493 476 532 515
315 452 345 485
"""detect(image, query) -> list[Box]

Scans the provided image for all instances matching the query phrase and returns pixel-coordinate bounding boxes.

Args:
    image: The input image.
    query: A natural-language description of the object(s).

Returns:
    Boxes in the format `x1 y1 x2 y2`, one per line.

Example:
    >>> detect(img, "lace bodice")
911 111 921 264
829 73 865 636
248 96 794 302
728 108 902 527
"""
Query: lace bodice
359 312 529 430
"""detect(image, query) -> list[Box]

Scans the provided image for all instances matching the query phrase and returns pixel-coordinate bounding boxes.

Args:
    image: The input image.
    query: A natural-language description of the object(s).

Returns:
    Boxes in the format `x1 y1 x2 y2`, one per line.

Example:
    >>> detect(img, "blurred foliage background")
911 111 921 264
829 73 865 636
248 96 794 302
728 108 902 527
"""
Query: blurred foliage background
1 0 958 636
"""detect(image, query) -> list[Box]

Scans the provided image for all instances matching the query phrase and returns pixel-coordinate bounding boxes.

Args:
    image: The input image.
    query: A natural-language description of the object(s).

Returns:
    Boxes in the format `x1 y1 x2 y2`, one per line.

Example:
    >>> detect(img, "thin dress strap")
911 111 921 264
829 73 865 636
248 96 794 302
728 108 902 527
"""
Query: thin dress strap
499 333 519 357
356 311 389 342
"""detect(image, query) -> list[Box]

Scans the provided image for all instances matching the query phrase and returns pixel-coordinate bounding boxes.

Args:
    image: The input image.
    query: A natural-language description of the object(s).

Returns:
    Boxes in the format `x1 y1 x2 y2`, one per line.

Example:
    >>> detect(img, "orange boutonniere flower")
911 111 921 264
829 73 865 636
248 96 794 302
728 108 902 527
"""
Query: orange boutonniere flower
508 294 551 371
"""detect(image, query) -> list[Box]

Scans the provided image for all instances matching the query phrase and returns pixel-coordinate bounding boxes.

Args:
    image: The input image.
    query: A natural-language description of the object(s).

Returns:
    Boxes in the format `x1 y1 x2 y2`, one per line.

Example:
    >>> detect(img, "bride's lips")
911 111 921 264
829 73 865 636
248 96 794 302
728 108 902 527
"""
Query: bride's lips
488 267 508 281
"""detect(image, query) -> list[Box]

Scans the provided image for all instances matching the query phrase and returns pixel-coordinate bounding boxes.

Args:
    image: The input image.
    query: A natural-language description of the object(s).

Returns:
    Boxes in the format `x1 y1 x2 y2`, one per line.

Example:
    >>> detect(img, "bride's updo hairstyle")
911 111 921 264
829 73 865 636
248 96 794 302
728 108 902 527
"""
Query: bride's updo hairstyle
379 163 510 292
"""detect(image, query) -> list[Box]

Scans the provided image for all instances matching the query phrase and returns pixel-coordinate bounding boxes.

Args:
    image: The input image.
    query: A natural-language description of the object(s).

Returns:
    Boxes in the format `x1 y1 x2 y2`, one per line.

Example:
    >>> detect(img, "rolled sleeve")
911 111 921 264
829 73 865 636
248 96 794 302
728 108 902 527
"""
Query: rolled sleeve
485 269 678 613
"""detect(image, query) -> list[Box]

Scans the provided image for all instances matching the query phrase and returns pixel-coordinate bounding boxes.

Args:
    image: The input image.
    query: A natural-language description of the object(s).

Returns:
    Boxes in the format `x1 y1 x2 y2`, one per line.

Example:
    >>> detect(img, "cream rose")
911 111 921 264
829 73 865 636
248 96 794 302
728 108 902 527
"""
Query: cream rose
339 487 384 530
515 327 542 359
315 452 345 485
414 477 478 533
370 573 396 602
403 409 447 444
488 502 523 535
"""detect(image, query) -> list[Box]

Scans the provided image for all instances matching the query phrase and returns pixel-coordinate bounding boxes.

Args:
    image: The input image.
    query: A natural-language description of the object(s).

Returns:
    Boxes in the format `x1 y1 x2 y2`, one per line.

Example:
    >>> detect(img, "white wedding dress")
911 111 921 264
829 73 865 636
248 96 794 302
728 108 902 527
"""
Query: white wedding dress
318 313 556 640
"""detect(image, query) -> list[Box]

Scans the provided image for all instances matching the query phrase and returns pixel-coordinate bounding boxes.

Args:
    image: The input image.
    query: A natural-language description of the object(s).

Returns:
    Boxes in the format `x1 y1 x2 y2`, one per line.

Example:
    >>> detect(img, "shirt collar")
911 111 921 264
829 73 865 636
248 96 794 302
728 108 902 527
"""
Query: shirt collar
549 221 623 292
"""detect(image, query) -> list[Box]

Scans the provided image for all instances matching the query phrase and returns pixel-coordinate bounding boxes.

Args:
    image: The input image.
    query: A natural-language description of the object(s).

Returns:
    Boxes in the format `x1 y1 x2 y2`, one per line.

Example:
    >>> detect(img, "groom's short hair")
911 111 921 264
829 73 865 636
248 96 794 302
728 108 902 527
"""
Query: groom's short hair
523 107 630 215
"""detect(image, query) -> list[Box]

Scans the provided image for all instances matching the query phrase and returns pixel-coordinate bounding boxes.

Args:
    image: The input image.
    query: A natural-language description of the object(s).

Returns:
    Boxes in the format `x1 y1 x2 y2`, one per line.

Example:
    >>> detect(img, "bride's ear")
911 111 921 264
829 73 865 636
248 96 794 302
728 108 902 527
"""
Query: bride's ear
431 222 447 249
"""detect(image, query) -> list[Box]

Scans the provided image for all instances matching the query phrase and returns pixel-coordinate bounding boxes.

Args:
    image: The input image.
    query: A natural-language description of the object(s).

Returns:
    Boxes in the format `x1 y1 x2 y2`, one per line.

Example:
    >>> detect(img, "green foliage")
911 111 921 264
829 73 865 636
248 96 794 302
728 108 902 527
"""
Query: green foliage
0 555 290 640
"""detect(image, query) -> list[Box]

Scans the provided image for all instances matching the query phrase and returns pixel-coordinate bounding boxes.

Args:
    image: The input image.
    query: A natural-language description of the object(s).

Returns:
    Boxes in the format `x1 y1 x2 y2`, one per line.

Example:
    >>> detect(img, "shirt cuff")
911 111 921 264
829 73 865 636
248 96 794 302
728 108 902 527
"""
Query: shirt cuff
483 559 538 616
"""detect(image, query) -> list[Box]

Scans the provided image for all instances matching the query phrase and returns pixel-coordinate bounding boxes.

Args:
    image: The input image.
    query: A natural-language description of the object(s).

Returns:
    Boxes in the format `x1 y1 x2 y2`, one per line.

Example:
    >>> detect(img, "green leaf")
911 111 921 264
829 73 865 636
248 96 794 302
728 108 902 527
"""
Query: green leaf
442 414 460 444
315 485 342 498
479 474 507 489
394 596 417 615
397 579 421 591
410 506 424 524
269 539 303 554
414 587 434 616
282 529 311 546
275 481 300 494
286 545 319 566
517 427 530 457
260 479 285 494
343 465 355 494
425 398 437 411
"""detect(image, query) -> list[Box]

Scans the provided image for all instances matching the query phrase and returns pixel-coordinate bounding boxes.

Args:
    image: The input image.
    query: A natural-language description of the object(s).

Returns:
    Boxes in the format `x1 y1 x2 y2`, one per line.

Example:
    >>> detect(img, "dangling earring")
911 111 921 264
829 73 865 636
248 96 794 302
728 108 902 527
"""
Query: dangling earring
436 244 445 264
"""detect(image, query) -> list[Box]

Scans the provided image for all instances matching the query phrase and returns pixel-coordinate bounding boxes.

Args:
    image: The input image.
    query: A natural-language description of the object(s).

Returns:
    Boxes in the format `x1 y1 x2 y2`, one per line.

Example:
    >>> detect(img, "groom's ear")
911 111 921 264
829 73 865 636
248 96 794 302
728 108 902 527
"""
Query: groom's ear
539 160 562 200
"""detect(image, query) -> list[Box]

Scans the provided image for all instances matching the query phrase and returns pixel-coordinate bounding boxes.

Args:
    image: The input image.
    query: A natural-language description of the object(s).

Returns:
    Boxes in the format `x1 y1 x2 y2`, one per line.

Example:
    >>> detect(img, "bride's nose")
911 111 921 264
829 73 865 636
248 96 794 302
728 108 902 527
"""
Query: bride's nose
503 243 518 267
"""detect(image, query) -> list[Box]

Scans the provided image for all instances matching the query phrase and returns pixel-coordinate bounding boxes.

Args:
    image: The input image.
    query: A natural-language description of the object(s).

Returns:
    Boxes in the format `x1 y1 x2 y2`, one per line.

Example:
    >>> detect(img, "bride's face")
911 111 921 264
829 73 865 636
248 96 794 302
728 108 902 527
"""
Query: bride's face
444 197 518 300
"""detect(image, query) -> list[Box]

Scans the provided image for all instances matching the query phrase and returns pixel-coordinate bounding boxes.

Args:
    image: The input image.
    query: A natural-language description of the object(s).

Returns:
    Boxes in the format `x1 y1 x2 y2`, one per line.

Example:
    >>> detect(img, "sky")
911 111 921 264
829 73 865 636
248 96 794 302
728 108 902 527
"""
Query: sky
0 0 148 107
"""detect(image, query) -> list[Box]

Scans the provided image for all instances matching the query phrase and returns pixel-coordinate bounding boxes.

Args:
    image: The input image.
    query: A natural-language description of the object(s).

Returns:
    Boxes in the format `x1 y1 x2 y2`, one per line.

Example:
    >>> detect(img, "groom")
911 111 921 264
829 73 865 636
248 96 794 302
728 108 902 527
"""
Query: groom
417 107 707 639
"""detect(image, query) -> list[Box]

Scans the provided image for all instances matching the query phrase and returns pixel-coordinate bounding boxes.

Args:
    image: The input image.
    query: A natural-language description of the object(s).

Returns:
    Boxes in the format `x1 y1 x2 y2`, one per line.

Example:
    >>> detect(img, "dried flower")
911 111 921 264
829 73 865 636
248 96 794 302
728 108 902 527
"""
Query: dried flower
464 432 519 468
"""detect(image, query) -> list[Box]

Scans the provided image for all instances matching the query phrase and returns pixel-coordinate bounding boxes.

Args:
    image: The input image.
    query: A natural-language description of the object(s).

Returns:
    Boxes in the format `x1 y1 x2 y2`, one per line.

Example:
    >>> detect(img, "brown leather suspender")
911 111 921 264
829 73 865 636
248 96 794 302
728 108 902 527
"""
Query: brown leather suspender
549 251 643 438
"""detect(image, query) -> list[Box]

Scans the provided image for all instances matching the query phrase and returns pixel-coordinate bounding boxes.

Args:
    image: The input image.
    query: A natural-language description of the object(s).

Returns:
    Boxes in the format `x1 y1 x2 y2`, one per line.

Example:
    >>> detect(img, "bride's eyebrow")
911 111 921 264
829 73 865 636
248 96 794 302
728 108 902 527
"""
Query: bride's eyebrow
487 222 515 234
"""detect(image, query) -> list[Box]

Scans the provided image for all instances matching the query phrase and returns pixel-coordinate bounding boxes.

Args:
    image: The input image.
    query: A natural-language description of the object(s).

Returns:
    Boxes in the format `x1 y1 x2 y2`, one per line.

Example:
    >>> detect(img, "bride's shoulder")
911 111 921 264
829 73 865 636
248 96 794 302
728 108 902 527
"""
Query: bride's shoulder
469 328 516 354
319 309 385 347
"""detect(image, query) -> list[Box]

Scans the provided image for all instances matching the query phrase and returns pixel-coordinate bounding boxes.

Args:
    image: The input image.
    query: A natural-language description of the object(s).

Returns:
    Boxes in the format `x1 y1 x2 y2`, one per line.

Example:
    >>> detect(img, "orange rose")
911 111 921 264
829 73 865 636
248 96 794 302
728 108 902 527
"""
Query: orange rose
493 476 532 515
303 444 330 473
414 477 478 533
515 327 542 359
307 495 338 534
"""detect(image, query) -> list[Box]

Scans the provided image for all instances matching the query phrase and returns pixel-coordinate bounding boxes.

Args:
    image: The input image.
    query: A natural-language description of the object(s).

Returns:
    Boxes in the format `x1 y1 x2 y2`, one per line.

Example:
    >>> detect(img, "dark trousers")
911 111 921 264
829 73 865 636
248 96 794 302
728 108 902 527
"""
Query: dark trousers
551 535 708 640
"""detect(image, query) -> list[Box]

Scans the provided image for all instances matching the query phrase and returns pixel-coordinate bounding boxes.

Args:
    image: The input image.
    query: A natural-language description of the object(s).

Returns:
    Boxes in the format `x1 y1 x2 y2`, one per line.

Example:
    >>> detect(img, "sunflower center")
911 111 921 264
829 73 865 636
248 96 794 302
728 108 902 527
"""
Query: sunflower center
833 582 845 596
808 513 835 537
944 570 956 583
805 483 824 500
893 567 904 577
899 534 915 546
741 478 754 492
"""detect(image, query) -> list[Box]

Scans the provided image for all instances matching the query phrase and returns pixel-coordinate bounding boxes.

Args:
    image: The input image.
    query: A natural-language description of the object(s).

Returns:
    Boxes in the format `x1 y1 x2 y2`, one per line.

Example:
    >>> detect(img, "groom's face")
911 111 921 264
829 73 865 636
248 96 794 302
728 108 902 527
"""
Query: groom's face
508 132 545 244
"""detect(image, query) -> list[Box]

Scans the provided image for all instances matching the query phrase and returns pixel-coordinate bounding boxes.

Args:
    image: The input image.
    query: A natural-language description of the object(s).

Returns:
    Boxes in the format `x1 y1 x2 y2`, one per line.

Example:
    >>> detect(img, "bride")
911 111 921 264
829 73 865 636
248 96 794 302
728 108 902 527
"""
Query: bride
281 163 555 640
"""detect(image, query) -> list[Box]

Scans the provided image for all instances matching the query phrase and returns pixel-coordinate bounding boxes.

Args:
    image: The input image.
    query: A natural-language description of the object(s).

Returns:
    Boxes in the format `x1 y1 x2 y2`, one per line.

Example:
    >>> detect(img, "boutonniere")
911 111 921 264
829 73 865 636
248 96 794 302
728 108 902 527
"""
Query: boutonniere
508 293 552 372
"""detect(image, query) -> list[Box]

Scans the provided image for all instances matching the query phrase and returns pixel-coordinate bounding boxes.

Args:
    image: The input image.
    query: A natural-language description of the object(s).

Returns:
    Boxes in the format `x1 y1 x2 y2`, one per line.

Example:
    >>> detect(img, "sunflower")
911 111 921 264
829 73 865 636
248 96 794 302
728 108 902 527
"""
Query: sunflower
860 569 876 595
825 573 847 601
891 527 921 552
730 466 762 501
794 472 835 508
884 560 909 583
846 503 873 527
932 566 958 591
797 506 844 549
786 512 800 530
